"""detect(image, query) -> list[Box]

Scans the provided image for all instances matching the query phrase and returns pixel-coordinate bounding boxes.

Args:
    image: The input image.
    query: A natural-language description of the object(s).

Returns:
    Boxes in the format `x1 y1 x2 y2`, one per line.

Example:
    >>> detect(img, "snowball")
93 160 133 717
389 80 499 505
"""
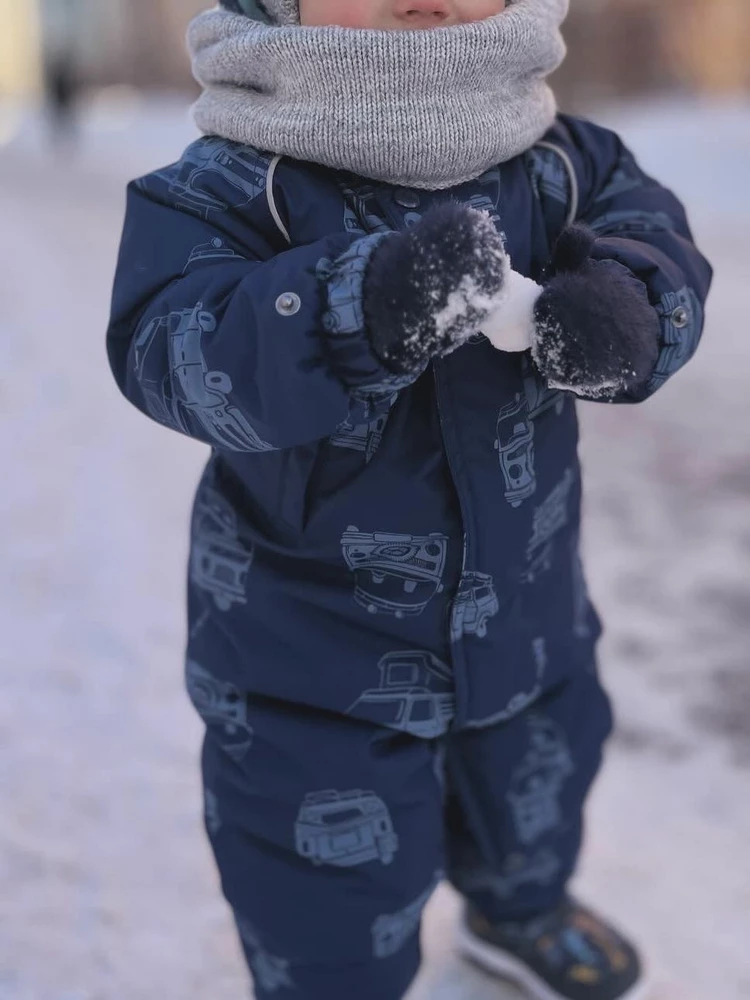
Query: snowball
482 269 543 353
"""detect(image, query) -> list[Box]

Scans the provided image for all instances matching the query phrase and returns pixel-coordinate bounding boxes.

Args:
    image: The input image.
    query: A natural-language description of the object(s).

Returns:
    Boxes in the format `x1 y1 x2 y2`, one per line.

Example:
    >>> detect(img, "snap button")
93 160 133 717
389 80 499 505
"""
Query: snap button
671 305 690 329
275 292 301 317
394 188 421 210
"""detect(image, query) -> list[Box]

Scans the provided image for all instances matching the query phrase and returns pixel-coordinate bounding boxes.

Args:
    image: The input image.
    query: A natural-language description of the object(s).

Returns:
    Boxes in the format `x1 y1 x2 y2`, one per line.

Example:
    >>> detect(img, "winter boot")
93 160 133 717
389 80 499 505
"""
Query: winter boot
457 897 646 1000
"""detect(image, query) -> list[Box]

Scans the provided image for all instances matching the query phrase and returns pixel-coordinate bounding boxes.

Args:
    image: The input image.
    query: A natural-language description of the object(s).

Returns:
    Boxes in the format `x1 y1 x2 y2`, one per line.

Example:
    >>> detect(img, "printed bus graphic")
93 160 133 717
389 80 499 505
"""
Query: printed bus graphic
341 527 448 618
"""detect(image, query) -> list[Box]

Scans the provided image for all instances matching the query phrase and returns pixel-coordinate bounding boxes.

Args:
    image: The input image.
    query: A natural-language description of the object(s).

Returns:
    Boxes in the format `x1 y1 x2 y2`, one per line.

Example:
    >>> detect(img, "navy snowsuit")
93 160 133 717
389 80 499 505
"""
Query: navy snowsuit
107 114 711 999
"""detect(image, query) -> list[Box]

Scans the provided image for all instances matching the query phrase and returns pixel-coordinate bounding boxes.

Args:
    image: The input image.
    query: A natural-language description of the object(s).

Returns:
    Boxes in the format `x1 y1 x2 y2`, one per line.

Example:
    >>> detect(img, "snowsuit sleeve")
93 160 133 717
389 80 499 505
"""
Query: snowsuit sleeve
106 139 406 453
557 115 713 403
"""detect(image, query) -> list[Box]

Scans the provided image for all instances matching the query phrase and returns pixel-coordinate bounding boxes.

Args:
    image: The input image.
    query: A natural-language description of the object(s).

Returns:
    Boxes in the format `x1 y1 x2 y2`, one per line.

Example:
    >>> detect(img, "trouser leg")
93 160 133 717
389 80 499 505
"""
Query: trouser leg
199 695 445 1000
445 662 614 922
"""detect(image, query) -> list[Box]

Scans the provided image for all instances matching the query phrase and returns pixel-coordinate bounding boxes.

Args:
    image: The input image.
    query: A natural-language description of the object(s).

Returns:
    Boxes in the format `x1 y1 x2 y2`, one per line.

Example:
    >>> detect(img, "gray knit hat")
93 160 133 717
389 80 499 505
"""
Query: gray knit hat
219 0 299 24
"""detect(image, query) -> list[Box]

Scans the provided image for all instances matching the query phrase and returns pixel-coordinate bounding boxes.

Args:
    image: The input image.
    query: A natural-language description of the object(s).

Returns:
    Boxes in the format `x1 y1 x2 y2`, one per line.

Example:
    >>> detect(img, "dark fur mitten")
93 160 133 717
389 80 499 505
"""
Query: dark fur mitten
533 224 661 397
363 202 508 374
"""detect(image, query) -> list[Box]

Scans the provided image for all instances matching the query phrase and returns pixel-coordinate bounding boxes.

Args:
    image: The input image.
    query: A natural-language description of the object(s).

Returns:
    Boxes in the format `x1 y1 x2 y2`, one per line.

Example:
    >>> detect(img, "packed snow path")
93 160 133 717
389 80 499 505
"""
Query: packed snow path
1 98 749 1000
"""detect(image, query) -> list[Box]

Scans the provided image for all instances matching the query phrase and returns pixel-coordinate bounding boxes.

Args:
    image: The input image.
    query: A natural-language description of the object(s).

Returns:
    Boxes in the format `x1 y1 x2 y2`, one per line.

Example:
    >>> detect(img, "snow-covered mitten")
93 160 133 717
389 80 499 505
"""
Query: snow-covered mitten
531 224 661 397
363 202 509 374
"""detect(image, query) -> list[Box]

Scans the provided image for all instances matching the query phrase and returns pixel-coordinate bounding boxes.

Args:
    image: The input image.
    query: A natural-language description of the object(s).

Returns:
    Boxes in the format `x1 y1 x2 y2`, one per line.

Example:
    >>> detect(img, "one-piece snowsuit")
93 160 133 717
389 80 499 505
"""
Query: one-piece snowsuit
107 114 712 999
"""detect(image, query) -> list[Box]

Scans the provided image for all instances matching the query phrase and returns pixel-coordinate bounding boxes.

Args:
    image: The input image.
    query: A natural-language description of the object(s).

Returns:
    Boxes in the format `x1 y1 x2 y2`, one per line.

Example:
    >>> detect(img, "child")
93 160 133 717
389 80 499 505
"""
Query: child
107 1 712 998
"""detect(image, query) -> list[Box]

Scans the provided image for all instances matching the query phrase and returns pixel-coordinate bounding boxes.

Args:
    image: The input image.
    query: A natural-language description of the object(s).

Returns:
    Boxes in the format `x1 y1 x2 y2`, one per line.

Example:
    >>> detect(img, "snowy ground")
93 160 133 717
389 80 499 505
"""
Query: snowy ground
1 95 749 1000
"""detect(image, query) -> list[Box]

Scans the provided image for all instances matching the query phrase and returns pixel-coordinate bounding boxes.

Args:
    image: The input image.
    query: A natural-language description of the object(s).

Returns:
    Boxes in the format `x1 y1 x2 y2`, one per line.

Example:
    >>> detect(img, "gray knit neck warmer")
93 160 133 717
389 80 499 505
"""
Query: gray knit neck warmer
188 0 568 190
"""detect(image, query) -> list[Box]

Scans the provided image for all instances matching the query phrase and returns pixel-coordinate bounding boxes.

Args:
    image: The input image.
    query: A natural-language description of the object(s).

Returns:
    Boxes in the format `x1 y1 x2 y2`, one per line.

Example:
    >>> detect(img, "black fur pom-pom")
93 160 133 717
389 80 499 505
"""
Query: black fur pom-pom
363 201 508 374
551 223 598 273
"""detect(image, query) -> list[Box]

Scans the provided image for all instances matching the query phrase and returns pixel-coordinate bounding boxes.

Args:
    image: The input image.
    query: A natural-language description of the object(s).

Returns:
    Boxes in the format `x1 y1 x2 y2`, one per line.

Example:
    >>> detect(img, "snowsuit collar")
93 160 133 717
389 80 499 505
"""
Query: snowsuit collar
188 0 568 190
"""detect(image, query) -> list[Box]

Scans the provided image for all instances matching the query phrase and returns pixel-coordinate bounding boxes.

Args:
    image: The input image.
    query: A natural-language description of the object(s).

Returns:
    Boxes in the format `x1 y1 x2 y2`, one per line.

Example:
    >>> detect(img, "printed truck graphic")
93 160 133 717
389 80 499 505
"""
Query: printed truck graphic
450 571 500 641
494 394 536 507
455 849 561 900
185 659 254 761
477 637 548 726
190 485 253 611
184 237 243 273
237 919 294 993
341 527 448 618
348 651 454 738
494 365 567 509
340 182 392 236
146 139 270 219
330 405 393 463
295 790 399 867
134 304 274 452
507 715 574 845
372 872 442 959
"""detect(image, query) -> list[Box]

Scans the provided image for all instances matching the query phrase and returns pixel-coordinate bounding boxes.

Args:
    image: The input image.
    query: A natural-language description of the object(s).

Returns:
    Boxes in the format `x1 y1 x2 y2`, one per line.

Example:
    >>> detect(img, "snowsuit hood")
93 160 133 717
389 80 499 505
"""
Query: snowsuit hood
220 0 298 23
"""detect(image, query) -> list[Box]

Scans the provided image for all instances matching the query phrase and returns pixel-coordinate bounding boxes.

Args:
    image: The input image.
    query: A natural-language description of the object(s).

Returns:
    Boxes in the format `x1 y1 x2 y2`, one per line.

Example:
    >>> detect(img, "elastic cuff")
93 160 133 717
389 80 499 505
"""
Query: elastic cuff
320 233 404 392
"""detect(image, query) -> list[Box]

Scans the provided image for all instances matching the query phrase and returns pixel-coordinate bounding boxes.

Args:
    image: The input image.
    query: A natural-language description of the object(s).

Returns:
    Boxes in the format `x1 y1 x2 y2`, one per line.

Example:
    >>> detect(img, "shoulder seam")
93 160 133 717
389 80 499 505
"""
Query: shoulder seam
266 155 292 246
534 140 580 225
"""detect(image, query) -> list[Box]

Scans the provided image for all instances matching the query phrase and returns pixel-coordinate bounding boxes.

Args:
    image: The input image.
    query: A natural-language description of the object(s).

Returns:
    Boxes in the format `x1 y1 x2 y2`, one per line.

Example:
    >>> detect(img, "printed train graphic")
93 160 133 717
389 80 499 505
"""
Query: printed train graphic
341 527 448 618
133 303 274 453
141 138 271 220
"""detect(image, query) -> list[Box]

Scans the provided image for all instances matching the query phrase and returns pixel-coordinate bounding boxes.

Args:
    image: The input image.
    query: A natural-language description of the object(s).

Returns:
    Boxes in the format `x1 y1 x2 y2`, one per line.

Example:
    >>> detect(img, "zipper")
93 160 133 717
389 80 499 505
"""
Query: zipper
432 361 473 729
369 183 475 725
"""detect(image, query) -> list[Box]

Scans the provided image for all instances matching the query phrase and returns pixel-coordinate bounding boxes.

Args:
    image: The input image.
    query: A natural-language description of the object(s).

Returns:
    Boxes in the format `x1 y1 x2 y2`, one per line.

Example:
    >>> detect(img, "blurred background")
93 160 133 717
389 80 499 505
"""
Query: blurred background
1 2 749 1000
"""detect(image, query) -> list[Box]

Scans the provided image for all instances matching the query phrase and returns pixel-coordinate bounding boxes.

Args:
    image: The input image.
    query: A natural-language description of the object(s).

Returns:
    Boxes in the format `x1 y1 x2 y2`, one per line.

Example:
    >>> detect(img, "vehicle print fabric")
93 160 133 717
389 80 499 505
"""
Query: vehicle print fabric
107 113 712 1000
199 655 613 999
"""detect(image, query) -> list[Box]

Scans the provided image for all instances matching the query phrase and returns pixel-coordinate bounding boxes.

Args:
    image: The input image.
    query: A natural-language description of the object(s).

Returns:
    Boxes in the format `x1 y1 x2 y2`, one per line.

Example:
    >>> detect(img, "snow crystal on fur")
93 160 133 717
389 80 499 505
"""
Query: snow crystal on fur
364 201 508 373
532 243 661 398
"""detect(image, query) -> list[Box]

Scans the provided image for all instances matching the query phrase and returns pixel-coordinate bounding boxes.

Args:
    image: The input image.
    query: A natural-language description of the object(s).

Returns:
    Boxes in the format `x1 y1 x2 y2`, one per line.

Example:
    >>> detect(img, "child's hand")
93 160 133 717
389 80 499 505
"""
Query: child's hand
531 224 661 397
363 202 509 374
